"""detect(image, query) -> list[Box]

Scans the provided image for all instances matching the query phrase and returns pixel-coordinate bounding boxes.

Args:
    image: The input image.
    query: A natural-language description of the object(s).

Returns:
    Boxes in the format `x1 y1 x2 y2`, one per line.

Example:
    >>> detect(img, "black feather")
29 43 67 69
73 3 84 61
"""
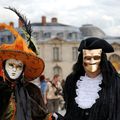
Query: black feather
5 7 32 41
4 7 38 54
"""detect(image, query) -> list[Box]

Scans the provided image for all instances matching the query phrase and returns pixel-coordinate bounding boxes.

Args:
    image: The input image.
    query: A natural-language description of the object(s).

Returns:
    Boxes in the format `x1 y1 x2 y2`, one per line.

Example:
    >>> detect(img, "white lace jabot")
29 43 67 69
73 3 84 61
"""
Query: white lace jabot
75 74 102 109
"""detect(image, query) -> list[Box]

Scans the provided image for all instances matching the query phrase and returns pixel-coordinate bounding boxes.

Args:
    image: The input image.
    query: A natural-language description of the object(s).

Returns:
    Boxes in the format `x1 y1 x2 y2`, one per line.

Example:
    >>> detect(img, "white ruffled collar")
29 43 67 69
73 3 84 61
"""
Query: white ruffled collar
75 73 102 109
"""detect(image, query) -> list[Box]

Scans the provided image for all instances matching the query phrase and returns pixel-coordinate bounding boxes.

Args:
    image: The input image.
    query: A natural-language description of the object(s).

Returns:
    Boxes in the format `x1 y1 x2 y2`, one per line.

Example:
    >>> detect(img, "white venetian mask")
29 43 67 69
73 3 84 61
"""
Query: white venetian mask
83 49 102 72
5 59 24 80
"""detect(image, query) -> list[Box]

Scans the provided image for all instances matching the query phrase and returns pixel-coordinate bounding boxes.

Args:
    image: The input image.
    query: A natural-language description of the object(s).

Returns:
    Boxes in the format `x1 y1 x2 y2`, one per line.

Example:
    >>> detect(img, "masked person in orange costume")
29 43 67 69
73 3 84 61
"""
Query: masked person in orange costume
0 23 53 120
62 37 120 120
0 7 59 120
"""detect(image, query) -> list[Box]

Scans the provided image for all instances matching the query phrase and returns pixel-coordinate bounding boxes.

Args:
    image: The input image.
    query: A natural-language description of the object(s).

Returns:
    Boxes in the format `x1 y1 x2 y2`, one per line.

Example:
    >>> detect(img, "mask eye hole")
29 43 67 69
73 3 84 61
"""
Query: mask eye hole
84 56 92 60
93 56 101 60
9 63 14 68
84 56 101 60
16 65 23 70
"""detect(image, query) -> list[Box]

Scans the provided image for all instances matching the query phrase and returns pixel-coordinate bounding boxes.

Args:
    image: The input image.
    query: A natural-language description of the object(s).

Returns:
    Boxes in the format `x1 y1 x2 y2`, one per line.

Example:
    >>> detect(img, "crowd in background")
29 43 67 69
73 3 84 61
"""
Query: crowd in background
38 74 65 113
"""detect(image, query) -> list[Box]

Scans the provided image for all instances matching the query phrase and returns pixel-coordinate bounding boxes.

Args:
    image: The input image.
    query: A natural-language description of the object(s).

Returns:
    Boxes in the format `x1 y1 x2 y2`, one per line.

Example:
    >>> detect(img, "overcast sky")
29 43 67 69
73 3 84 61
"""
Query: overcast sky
0 0 120 36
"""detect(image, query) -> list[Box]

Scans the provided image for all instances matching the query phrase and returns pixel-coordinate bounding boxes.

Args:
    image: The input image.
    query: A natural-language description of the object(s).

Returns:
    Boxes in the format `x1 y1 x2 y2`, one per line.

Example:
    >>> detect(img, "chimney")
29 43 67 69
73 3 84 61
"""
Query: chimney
51 17 58 23
18 18 23 28
9 22 14 27
42 16 46 26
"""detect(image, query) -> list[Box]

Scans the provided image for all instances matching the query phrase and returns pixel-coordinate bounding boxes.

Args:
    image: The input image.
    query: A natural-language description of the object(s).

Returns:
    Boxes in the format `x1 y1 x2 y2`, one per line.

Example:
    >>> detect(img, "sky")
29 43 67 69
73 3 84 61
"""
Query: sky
0 0 120 36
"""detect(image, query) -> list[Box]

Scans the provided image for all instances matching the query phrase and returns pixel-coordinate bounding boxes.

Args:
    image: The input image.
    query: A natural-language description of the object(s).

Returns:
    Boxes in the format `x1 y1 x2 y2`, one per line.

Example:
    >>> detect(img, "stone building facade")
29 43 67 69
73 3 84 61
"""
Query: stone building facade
38 37 79 79
0 18 120 80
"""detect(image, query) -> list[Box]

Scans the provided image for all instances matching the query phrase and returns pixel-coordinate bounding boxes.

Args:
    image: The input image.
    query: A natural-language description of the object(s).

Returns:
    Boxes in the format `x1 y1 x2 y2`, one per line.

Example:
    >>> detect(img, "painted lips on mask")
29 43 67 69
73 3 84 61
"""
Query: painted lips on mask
84 62 100 72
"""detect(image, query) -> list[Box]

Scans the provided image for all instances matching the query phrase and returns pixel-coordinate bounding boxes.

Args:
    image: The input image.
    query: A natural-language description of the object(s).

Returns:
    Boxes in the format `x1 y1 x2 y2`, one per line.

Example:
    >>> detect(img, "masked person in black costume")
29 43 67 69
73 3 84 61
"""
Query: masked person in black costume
63 37 120 120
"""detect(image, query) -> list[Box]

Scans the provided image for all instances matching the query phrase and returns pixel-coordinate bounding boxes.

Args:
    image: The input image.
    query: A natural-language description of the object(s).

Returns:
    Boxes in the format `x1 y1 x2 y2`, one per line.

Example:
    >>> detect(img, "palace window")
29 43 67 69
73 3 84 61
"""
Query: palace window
43 32 51 39
57 32 64 38
53 47 60 61
53 66 62 75
33 32 39 40
67 32 78 40
72 47 78 61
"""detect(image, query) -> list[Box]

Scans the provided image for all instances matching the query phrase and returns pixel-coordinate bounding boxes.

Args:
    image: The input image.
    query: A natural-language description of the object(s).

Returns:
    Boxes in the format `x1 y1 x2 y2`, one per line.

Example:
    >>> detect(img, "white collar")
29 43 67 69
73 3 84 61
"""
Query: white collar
80 73 103 82
75 73 102 109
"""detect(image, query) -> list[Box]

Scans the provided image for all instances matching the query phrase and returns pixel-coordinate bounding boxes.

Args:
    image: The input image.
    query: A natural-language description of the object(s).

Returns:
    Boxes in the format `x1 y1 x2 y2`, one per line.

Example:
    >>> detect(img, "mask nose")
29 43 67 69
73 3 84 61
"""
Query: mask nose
12 66 17 72
90 58 96 64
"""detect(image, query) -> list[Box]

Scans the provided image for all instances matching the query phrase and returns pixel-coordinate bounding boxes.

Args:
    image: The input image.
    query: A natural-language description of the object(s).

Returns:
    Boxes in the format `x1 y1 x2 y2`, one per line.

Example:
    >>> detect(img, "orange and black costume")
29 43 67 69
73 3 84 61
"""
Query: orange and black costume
0 77 52 120
0 7 53 120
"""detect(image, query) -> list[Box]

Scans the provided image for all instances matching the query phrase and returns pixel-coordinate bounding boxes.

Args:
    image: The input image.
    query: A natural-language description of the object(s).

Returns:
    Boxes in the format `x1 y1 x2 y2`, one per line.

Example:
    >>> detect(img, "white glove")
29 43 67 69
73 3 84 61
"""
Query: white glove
52 113 58 120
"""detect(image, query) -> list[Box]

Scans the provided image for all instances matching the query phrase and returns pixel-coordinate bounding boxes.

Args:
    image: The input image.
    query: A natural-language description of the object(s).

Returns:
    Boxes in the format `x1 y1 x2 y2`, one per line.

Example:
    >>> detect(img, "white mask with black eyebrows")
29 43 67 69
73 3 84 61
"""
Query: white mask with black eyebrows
5 59 24 80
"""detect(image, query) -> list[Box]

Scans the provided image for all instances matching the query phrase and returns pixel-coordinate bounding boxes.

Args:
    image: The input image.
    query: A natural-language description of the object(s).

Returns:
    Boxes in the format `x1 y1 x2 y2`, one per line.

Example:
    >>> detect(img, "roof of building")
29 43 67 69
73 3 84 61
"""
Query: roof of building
31 22 70 27
80 24 105 38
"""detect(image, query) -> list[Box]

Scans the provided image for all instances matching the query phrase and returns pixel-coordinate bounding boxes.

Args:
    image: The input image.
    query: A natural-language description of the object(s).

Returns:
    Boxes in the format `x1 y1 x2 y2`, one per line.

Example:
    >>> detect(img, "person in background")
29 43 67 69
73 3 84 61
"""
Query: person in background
46 74 62 113
39 75 48 104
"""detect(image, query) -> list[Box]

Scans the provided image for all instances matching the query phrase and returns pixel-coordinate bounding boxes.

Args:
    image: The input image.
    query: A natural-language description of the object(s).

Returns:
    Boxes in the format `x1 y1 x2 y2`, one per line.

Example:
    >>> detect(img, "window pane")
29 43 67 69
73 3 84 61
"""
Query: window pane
33 32 39 40
67 32 78 40
72 47 78 61
57 32 63 38
43 32 51 38
53 47 59 61
53 66 61 75
72 32 77 39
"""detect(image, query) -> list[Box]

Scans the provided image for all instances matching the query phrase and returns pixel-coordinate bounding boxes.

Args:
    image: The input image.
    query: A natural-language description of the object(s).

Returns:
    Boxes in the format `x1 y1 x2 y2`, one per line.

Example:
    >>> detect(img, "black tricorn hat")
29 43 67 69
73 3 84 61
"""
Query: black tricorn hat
78 37 114 53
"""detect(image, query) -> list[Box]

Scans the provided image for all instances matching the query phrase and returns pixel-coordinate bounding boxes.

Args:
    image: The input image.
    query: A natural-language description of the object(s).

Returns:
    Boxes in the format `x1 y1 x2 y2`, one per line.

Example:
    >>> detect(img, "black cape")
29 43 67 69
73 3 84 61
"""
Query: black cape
0 77 48 120
63 73 120 120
